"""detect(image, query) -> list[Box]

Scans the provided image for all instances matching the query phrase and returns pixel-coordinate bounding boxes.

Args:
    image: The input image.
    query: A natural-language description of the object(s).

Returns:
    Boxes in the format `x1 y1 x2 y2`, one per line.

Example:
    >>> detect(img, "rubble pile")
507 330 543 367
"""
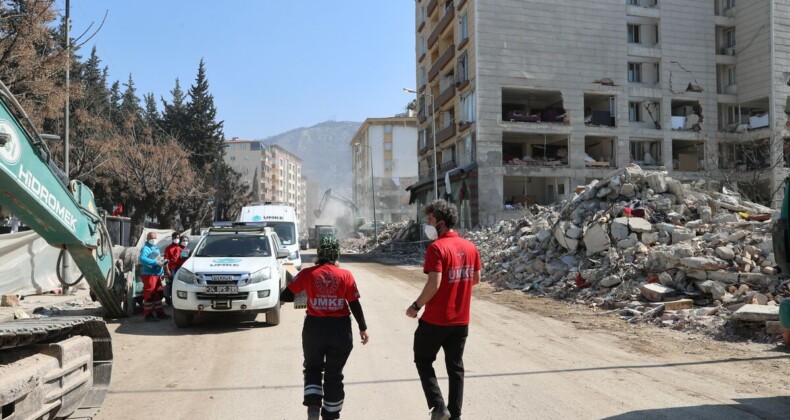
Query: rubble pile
468 165 789 340
341 221 425 264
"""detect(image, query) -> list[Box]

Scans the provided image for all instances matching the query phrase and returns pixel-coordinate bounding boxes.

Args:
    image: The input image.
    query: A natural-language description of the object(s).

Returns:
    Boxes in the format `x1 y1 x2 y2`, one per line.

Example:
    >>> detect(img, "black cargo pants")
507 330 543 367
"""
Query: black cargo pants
414 319 469 419
302 315 353 420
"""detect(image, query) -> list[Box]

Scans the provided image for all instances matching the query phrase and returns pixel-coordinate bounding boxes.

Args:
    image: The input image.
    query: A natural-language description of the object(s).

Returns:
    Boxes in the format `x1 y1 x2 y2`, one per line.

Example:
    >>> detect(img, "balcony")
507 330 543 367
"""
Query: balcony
438 159 457 174
427 5 454 49
437 122 456 144
630 140 663 167
672 139 705 171
427 0 438 17
429 45 455 81
437 83 455 107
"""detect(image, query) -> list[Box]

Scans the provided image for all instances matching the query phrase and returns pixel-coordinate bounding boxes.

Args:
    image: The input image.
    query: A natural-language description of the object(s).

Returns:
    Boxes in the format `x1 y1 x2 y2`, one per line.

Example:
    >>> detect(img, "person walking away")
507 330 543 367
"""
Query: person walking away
164 233 190 305
406 199 481 420
139 232 170 321
281 237 369 420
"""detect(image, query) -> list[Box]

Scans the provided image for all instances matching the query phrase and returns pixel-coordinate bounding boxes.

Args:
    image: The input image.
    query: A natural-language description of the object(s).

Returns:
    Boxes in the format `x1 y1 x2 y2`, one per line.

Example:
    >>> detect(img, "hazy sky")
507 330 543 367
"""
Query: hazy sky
69 1 416 139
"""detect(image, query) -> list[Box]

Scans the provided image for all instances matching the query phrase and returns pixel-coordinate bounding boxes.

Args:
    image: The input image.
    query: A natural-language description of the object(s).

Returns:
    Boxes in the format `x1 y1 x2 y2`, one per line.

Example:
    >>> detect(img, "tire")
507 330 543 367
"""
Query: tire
121 274 135 317
174 308 193 328
266 304 281 326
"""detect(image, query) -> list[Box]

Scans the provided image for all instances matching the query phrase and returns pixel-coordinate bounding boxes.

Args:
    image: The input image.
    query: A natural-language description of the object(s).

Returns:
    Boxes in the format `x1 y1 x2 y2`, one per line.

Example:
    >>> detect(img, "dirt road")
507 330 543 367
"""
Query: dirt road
96 256 790 419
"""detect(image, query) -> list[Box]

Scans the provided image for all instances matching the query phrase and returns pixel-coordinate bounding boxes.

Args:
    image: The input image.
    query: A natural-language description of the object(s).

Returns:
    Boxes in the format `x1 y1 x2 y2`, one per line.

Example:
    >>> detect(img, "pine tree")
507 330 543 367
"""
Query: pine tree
184 59 225 171
160 78 188 142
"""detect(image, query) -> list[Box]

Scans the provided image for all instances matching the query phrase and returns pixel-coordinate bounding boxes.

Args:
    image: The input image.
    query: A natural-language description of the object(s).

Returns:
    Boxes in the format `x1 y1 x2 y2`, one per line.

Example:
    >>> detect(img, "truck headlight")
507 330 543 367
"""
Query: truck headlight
176 268 198 285
289 250 299 260
248 267 272 284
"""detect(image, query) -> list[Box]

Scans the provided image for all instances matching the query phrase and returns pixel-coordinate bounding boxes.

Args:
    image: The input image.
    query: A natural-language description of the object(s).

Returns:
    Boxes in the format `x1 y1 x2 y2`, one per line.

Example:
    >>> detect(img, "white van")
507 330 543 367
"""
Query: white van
171 226 289 327
237 203 302 270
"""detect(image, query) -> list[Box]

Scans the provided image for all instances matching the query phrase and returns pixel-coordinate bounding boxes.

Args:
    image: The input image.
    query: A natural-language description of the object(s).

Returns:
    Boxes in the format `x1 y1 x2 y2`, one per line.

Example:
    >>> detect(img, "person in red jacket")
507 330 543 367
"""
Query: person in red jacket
406 199 481 420
281 237 369 420
163 233 189 305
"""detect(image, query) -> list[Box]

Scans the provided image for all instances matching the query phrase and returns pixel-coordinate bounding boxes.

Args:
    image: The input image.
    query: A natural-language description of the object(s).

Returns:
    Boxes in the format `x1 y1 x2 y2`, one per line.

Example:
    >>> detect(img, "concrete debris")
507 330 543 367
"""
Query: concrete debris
340 220 425 265
462 165 787 339
732 304 780 322
1 294 20 307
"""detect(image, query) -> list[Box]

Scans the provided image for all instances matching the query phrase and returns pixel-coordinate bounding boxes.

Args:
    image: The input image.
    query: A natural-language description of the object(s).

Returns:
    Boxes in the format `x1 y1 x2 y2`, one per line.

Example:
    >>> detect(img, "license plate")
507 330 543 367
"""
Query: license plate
205 285 238 294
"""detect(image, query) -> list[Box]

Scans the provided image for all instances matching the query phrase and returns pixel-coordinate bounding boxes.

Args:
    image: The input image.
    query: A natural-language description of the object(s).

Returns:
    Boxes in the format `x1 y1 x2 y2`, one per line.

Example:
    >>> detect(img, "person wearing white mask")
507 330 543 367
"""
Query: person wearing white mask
406 199 481 420
139 232 170 321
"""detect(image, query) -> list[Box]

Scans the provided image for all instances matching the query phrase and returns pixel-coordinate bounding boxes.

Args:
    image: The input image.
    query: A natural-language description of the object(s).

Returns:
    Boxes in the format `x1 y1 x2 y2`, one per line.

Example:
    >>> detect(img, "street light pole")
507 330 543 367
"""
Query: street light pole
403 88 438 201
214 143 230 222
355 143 377 245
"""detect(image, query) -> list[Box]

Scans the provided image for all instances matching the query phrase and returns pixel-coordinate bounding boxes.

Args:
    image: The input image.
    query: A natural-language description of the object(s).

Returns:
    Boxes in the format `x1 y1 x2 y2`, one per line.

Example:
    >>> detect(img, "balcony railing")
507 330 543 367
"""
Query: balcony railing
429 45 455 81
437 84 455 107
439 159 457 173
427 0 438 17
437 122 456 144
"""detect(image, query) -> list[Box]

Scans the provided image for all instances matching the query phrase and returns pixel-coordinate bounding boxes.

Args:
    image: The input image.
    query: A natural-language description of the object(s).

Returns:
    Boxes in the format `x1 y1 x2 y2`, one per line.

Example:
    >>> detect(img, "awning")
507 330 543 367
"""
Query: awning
406 162 477 204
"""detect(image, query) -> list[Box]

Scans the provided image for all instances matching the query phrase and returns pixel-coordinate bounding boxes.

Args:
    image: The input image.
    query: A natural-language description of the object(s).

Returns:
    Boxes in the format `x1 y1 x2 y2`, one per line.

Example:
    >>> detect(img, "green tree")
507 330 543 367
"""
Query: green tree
184 59 224 171
160 78 188 141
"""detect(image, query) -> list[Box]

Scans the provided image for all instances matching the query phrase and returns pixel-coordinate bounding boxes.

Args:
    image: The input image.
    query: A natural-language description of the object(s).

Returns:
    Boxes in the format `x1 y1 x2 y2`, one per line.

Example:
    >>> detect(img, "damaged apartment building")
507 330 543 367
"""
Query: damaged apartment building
409 0 790 227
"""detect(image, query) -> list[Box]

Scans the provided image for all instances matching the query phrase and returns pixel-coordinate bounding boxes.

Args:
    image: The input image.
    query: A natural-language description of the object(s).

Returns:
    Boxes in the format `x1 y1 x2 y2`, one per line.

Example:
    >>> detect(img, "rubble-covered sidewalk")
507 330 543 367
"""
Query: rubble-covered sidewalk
468 165 788 342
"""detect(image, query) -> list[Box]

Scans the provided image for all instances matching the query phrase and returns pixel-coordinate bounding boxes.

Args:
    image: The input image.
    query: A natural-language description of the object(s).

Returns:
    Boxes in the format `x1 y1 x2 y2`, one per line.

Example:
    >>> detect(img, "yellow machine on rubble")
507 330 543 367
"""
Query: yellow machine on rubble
0 81 133 418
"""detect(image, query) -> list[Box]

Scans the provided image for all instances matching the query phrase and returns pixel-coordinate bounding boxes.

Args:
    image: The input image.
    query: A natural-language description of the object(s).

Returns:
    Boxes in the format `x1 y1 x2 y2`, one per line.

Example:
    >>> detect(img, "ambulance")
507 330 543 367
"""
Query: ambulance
237 203 302 270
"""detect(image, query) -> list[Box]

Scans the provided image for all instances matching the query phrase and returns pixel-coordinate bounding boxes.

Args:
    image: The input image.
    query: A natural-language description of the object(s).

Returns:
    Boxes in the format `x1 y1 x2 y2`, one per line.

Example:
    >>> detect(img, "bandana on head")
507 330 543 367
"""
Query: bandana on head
317 237 340 262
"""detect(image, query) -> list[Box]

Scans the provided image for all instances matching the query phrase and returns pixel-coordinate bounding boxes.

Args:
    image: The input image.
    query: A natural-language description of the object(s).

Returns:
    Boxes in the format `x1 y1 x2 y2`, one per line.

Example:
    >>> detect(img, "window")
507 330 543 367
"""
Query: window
384 159 393 172
384 142 393 151
420 67 427 87
419 36 426 56
458 12 468 43
457 51 469 83
628 62 642 83
460 91 475 123
627 0 637 4
724 28 736 48
627 24 641 44
558 183 565 195
629 102 642 122
724 0 735 10
727 66 737 85
384 125 393 134
419 5 426 24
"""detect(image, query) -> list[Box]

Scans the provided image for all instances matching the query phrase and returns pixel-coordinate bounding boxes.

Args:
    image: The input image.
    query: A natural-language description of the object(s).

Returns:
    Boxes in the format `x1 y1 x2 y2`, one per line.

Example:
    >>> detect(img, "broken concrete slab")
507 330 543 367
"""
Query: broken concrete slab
663 299 694 310
672 227 696 244
611 217 630 241
715 246 736 261
640 283 675 302
628 217 653 233
584 223 610 256
680 257 728 270
1 295 20 307
732 304 780 322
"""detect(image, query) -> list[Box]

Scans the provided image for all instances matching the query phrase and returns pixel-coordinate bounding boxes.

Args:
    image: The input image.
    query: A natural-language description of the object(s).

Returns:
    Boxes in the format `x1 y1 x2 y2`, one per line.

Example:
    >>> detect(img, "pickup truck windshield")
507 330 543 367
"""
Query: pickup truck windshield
194 235 272 257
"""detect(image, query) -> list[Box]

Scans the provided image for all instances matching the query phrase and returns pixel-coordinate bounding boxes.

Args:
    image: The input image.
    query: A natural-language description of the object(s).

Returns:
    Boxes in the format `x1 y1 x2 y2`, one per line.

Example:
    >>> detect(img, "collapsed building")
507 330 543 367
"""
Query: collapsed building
468 166 788 340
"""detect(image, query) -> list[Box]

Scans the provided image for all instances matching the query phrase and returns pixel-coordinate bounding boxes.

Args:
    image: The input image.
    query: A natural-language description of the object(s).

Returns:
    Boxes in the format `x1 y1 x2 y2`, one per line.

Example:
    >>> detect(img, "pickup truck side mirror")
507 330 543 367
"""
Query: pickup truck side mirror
276 249 289 259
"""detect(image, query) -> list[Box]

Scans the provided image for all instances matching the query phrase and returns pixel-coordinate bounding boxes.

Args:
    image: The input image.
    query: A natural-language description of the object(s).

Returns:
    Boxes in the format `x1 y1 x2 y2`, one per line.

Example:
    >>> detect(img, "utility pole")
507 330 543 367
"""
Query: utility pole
62 0 74 291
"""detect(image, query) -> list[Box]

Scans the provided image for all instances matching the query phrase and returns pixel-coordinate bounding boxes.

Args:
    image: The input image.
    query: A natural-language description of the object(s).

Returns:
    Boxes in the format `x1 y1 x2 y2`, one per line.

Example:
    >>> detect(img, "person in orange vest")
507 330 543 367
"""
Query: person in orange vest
281 237 369 420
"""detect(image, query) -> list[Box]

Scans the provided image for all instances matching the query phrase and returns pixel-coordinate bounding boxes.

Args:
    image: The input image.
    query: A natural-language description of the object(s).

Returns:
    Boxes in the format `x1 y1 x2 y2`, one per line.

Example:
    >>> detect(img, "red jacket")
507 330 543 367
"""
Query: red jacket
164 243 187 273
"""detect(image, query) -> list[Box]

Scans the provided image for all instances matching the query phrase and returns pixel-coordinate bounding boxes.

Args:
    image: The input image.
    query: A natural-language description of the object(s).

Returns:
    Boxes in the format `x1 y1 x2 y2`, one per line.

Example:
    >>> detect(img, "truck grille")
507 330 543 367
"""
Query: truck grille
206 280 238 285
196 292 249 301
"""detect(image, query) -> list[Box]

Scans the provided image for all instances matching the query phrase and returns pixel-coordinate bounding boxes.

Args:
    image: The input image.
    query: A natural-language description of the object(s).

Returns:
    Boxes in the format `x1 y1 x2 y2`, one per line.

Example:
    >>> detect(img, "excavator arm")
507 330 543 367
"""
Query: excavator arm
0 81 123 316
313 188 365 231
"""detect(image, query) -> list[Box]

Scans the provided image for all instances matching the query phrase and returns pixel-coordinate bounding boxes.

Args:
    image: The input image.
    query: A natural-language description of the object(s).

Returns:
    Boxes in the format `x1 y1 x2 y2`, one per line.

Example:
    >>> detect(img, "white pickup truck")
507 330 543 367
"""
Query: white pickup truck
171 226 289 327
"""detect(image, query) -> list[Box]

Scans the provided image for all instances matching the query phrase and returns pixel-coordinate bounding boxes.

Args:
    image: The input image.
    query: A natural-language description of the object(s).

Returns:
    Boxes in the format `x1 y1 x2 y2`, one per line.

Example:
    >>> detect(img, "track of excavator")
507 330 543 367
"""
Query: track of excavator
0 316 112 420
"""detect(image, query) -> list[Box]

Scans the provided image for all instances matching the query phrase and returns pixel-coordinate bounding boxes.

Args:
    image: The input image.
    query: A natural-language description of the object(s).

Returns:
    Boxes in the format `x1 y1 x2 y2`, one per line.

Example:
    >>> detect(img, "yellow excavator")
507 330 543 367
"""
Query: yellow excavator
0 81 134 418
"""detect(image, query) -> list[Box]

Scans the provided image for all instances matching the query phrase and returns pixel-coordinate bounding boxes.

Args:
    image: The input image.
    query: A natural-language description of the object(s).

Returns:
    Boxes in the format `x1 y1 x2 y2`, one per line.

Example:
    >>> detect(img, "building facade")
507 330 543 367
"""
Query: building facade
412 0 790 227
224 140 306 229
351 117 419 224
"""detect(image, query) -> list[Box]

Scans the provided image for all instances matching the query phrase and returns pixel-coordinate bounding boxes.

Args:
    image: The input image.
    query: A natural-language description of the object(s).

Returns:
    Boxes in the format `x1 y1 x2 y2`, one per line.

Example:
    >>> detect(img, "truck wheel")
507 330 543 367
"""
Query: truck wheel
174 309 193 328
266 305 281 326
122 274 135 317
